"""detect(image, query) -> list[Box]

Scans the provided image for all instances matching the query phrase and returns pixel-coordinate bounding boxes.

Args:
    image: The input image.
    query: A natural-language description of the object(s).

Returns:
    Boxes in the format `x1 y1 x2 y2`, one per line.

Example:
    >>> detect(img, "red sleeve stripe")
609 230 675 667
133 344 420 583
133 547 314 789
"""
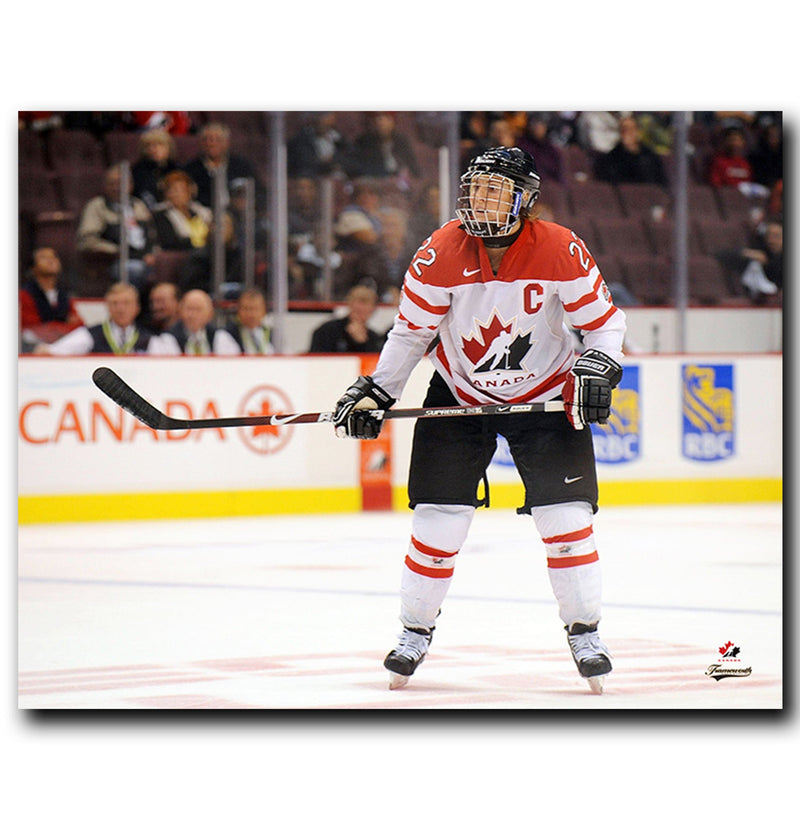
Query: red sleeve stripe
402 284 450 315
572 305 618 332
542 525 594 544
563 275 602 313
404 554 454 578
397 310 437 331
410 536 459 559
546 550 599 569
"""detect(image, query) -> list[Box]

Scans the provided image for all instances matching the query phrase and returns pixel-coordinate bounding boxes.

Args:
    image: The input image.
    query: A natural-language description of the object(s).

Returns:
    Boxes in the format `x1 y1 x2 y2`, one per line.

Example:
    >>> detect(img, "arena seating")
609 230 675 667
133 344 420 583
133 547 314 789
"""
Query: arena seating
17 113 767 306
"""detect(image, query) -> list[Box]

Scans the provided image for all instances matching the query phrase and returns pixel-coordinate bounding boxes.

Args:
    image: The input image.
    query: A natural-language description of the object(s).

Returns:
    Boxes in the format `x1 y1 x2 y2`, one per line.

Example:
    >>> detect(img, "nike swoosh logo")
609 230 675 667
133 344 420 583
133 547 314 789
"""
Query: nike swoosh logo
564 476 584 484
462 267 481 277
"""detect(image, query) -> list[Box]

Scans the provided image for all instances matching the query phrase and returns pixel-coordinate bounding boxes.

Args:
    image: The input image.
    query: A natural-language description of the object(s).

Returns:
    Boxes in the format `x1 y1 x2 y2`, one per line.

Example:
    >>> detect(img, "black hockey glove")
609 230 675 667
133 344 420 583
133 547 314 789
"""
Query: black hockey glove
562 349 623 430
333 375 396 439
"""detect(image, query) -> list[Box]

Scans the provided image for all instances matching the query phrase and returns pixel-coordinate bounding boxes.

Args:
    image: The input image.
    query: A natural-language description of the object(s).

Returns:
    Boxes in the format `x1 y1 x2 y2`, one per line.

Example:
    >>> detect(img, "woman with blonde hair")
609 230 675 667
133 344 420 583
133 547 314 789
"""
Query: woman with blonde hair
132 128 179 209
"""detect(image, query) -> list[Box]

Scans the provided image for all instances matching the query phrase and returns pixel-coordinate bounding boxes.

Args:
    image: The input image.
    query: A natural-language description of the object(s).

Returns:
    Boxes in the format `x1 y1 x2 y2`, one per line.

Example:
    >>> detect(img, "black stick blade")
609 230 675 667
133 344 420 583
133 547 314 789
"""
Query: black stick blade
92 367 186 430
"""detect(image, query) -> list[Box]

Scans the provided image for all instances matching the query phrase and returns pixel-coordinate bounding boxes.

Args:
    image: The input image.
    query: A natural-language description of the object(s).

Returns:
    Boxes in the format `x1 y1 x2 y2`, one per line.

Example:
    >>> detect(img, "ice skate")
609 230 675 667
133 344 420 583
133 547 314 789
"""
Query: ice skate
383 626 433 690
566 623 612 694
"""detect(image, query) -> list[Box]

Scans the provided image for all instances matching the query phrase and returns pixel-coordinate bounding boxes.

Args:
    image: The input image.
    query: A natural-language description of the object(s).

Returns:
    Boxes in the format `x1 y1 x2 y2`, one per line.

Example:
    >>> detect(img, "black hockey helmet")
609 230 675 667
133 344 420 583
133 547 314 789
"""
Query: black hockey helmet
456 146 542 237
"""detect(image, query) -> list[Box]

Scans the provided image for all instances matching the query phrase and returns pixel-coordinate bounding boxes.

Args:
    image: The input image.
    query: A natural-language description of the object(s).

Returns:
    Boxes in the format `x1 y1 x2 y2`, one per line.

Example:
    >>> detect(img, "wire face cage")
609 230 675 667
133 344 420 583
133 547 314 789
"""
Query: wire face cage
456 170 532 237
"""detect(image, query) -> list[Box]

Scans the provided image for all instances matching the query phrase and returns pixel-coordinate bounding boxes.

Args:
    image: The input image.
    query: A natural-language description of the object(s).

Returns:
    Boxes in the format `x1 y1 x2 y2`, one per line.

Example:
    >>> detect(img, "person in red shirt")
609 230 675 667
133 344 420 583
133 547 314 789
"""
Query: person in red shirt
708 127 754 187
19 247 83 348
332 147 625 694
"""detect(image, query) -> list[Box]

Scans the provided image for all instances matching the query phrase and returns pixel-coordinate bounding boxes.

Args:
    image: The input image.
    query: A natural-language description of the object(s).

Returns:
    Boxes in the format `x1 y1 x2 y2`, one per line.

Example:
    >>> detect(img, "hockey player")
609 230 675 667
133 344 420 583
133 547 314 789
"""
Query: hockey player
332 146 625 694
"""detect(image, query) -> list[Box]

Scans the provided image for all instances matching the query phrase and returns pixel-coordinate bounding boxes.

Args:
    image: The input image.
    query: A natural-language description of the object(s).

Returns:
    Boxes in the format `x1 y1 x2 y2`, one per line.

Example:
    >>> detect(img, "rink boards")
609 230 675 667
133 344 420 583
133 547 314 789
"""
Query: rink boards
18 353 782 523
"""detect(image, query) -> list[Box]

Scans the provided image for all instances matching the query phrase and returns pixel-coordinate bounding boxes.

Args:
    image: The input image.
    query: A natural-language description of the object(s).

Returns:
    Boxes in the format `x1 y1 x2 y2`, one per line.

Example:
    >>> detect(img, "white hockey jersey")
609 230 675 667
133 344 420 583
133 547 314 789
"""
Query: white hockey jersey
372 218 626 405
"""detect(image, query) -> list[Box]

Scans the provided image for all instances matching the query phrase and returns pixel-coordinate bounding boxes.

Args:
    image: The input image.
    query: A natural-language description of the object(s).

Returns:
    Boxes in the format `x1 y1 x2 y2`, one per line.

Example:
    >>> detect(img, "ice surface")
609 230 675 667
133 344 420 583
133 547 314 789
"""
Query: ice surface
18 503 782 709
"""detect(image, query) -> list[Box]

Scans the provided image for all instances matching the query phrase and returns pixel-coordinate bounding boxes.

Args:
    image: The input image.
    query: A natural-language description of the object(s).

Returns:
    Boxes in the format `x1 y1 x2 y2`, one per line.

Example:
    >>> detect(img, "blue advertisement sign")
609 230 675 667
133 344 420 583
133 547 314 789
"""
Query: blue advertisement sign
682 363 735 462
592 365 641 464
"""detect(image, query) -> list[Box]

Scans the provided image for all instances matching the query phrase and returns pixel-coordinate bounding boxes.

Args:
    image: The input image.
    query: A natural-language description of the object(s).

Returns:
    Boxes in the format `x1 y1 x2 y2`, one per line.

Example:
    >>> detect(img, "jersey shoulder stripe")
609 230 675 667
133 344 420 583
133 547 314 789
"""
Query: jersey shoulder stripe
572 304 620 332
402 281 450 314
563 272 603 312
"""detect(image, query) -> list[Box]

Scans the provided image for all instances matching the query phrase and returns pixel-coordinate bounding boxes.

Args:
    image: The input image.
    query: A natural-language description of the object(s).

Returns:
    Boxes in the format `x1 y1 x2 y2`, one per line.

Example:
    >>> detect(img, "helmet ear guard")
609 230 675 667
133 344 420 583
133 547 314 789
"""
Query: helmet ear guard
519 186 540 215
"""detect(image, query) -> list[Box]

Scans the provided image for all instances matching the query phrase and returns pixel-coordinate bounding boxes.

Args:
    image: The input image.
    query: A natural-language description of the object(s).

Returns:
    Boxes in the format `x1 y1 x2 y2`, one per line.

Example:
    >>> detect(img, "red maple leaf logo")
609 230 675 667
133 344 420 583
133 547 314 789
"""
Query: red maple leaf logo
462 313 515 367
718 641 734 656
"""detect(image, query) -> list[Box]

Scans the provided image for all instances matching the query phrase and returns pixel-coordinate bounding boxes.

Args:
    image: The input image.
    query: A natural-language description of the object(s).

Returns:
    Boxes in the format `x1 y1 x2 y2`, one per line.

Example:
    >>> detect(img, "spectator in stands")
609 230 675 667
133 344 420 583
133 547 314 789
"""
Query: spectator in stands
707 126 754 188
543 111 579 148
332 202 392 301
127 111 193 135
407 183 442 249
635 111 673 156
142 281 180 334
288 175 323 265
19 247 84 350
378 206 416 300
19 112 63 132
716 217 783 302
161 289 240 355
225 288 274 355
287 112 349 177
749 120 782 190
150 169 216 294
32 282 170 355
488 117 516 149
740 219 782 301
502 112 529 142
288 175 333 298
151 170 214 252
182 122 259 209
346 112 420 180
62 112 120 137
288 175 322 239
340 179 383 232
309 285 385 353
460 111 492 169
594 115 668 187
576 111 622 154
516 115 566 184
460 111 490 146
75 163 157 291
152 169 235 295
768 179 782 220
224 177 270 296
132 129 180 210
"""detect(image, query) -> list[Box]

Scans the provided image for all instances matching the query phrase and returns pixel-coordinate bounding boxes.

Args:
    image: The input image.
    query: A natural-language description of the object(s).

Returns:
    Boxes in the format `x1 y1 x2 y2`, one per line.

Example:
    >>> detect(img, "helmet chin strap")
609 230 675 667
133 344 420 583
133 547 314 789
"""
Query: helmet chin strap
481 220 523 248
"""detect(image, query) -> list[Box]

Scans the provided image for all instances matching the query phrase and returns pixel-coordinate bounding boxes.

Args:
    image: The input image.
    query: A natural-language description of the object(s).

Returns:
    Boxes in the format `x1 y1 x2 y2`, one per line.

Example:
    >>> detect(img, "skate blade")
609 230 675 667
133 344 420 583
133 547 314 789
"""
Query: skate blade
587 675 607 695
388 672 410 690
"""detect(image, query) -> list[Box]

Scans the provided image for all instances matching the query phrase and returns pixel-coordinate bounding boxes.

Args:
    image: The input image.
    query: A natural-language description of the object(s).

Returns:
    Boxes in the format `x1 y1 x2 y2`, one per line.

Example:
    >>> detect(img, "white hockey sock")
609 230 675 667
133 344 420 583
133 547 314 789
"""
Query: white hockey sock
532 501 602 628
398 504 474 630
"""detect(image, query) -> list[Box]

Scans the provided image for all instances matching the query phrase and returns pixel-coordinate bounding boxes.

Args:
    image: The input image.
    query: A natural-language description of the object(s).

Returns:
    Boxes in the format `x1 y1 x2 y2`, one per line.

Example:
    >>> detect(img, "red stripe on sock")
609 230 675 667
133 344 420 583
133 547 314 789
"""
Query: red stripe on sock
405 554 454 578
547 551 599 569
410 536 458 559
541 525 593 545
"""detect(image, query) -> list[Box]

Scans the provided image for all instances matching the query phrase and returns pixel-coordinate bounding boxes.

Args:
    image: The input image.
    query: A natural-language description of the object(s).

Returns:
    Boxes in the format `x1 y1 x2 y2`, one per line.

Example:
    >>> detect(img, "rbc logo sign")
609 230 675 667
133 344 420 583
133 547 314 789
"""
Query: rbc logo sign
681 364 735 461
592 365 640 464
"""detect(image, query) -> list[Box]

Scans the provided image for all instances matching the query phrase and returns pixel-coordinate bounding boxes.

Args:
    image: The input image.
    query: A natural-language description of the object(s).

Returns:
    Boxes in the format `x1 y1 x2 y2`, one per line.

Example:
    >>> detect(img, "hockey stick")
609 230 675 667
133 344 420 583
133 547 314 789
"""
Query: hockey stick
92 366 564 431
